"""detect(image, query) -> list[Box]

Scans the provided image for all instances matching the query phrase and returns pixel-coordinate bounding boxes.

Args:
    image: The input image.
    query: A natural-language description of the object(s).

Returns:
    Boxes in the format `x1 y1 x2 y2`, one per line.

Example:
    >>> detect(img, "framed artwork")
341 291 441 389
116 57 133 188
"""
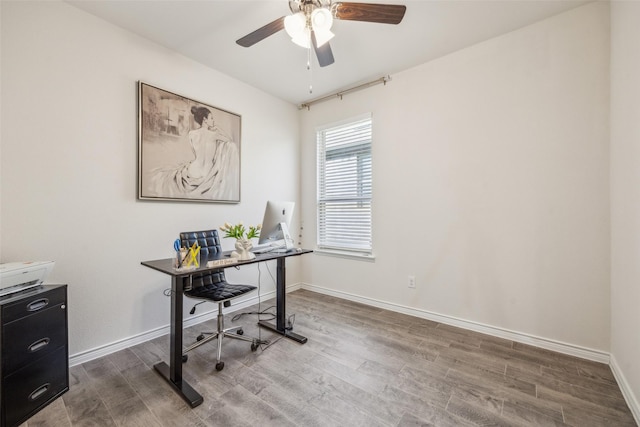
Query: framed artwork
138 82 241 203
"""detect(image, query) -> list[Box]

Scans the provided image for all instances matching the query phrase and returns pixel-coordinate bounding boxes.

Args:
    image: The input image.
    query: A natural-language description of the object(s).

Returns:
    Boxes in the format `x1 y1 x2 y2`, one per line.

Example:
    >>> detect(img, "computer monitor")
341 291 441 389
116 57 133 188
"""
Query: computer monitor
256 201 295 252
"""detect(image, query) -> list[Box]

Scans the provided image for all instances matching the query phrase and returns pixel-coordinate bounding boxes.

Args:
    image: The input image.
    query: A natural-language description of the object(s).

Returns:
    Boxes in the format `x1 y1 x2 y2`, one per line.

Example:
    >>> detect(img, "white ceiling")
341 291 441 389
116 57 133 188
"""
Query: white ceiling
66 0 590 106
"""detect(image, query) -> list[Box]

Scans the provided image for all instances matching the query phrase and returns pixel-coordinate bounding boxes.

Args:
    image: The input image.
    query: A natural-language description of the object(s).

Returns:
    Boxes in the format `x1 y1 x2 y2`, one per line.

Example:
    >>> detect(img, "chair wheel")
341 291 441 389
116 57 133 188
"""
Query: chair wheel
196 334 204 341
215 361 224 371
251 341 259 352
237 329 243 335
182 354 188 363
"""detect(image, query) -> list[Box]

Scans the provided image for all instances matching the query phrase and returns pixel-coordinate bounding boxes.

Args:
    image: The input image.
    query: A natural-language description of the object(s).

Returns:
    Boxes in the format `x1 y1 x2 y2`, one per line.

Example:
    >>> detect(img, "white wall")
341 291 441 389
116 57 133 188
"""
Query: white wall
0 1 301 356
4 4 637 415
610 0 640 417
301 2 611 352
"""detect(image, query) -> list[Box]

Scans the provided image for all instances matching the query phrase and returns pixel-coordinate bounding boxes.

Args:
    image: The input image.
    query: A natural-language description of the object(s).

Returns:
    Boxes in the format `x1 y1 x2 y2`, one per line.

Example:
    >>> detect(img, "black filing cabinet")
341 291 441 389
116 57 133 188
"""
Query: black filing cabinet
0 285 69 427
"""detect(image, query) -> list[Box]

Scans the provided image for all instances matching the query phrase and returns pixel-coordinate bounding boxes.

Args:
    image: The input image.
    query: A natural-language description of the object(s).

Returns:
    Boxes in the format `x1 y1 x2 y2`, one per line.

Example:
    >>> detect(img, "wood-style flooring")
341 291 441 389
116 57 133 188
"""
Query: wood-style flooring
23 289 636 426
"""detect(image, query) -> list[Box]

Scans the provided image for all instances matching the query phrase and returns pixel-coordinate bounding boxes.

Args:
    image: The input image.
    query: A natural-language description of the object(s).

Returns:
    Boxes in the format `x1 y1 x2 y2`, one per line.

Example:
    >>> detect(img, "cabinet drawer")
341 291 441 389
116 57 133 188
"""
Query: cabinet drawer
3 346 69 427
1 286 66 323
3 303 67 373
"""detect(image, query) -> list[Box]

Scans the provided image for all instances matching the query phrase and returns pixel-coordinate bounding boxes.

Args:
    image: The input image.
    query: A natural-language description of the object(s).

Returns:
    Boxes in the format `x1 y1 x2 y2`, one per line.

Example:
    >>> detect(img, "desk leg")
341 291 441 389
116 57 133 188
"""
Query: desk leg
153 276 203 408
258 257 308 344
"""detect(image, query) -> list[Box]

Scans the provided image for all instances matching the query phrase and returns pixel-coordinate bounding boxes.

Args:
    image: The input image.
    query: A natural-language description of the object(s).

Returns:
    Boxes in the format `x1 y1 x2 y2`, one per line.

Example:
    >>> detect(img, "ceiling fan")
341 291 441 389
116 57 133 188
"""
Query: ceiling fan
236 1 407 68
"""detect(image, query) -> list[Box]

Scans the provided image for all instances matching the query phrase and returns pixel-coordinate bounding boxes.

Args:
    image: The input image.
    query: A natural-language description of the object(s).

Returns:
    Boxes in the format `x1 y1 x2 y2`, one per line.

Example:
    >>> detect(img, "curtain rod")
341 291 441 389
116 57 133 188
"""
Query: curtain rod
298 75 391 110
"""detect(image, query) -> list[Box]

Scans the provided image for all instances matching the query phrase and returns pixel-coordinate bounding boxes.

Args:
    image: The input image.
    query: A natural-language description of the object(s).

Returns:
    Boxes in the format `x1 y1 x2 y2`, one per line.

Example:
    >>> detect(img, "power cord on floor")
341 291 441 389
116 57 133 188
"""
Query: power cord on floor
255 262 298 349
253 262 292 350
231 305 276 322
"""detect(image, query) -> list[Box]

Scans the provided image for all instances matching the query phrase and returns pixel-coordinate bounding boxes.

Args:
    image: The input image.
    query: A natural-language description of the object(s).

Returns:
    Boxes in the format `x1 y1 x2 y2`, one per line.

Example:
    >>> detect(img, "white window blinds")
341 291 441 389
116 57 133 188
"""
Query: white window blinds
317 115 372 254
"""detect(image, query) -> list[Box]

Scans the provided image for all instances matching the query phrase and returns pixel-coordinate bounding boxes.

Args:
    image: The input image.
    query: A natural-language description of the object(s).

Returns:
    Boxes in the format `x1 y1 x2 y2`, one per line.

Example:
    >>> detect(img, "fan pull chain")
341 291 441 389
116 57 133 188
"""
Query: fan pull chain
307 47 313 94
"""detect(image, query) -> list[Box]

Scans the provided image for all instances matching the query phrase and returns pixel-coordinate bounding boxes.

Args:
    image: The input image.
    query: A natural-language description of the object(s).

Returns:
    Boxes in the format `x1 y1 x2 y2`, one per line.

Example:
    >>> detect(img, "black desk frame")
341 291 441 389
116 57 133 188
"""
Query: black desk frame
141 249 311 408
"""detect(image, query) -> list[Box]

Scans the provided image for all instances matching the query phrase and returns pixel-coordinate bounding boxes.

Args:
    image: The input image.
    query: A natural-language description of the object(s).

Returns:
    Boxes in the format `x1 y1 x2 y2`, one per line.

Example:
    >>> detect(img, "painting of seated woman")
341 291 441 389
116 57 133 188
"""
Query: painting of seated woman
138 82 241 203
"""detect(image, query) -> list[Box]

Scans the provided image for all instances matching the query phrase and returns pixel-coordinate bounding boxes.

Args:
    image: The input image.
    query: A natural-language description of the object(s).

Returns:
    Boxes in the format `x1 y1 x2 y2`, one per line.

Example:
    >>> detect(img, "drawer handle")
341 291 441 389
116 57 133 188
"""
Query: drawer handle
27 298 50 312
29 383 50 401
28 337 50 352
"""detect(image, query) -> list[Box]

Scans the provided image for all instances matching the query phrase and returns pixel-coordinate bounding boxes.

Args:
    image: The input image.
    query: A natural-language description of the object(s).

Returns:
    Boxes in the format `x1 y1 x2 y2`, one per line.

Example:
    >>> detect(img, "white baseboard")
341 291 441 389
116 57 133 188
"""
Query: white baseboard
70 281 607 366
68 288 280 367
610 354 640 425
299 283 610 363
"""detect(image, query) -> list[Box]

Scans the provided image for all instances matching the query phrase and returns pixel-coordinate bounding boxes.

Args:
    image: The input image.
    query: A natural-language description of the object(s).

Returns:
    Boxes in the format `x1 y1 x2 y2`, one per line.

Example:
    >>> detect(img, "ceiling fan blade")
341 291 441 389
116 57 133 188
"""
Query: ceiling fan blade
236 16 286 47
334 2 406 25
312 34 335 67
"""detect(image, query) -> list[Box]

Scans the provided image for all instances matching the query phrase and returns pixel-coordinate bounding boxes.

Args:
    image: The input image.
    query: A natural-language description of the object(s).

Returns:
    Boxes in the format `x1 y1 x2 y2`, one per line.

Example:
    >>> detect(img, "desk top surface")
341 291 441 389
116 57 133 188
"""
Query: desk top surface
141 249 312 277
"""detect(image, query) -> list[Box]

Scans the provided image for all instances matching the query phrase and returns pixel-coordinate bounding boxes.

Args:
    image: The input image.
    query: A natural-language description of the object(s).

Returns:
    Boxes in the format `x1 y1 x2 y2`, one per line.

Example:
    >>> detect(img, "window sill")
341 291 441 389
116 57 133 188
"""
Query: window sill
314 248 376 262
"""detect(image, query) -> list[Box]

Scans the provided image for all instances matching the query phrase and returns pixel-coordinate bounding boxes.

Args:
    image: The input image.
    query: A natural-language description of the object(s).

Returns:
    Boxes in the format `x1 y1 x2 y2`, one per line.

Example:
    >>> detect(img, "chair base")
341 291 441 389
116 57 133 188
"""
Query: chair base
183 302 258 371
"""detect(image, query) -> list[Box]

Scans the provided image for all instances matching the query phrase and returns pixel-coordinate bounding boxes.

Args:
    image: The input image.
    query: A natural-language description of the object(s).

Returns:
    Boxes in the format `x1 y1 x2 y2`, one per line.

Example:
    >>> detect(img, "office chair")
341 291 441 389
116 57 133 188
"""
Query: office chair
180 229 259 371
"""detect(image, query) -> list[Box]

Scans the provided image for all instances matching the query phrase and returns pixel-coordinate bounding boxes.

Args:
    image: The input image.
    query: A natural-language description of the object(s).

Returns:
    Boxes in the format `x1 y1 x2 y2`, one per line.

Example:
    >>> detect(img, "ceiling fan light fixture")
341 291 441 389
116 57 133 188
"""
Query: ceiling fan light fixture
284 12 306 39
285 11 311 48
291 28 311 48
311 7 334 47
311 7 333 32
285 6 335 49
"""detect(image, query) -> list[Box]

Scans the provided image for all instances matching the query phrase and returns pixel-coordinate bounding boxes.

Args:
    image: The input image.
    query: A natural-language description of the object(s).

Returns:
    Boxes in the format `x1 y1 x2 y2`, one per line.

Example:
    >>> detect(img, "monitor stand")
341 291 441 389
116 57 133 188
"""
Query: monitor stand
273 223 295 252
253 223 295 254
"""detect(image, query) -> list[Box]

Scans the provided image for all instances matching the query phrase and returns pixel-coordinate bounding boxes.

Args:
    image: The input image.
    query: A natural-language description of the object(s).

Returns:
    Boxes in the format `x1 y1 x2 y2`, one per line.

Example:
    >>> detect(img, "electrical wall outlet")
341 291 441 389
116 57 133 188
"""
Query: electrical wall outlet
408 275 416 288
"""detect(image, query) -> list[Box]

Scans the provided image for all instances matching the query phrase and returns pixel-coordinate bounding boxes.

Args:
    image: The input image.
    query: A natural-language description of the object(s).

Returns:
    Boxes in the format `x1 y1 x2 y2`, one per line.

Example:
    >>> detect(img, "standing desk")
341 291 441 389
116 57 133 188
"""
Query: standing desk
141 249 312 408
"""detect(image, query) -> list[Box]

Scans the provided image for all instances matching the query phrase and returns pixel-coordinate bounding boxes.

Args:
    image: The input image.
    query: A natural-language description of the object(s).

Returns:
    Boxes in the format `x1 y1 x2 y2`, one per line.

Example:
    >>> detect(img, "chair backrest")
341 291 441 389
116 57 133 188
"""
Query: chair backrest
179 229 226 288
179 229 223 263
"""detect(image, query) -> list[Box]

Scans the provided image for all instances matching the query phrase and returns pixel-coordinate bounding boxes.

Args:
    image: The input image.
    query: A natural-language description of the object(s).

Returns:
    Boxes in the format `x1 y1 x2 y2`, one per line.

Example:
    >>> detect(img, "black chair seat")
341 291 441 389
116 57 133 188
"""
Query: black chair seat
185 283 256 302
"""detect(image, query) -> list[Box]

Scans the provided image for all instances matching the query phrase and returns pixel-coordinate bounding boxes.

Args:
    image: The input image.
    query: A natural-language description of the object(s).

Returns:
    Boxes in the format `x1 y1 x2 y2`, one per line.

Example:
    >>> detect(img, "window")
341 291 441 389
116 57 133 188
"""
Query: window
317 114 372 255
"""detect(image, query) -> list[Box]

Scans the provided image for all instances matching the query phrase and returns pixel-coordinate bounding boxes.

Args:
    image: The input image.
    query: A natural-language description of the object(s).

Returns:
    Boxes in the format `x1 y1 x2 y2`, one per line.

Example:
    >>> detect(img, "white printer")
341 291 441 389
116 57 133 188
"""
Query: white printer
0 261 55 297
